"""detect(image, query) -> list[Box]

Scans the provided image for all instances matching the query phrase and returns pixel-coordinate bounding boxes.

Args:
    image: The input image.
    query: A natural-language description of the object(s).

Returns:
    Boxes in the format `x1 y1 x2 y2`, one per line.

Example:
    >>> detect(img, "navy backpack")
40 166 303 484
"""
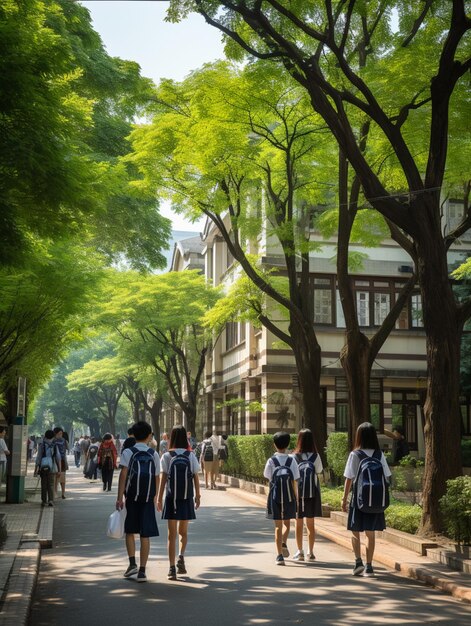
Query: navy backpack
167 450 193 512
353 450 389 513
270 456 295 516
125 446 157 503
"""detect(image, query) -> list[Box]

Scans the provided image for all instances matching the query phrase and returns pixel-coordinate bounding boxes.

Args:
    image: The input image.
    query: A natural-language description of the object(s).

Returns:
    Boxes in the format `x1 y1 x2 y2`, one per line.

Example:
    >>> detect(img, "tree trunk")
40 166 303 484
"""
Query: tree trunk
182 405 197 437
340 333 372 448
149 396 163 443
289 319 326 458
416 226 463 534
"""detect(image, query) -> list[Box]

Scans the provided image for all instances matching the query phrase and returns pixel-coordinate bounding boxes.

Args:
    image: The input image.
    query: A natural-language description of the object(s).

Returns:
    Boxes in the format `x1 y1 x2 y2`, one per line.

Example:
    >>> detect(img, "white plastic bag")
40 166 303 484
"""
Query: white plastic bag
107 508 126 539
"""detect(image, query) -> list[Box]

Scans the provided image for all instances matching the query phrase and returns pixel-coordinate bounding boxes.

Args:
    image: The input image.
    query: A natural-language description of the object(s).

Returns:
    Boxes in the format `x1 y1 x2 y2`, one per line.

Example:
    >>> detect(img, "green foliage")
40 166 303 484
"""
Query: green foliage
398 455 425 468
439 476 471 544
320 486 344 510
385 503 423 535
325 432 349 480
223 434 297 482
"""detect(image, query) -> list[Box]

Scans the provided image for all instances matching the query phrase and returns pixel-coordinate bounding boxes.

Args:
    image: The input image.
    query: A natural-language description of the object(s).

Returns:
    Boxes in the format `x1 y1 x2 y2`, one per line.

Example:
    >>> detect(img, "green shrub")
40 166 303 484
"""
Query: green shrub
325 432 349 480
439 476 471 544
398 455 424 468
223 434 298 483
385 502 422 534
462 439 471 467
321 486 344 510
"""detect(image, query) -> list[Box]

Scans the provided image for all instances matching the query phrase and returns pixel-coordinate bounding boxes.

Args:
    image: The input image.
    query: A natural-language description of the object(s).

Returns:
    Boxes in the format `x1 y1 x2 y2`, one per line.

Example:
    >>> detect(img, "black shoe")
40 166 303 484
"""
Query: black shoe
124 564 138 578
61 495 66 499
177 556 187 575
135 570 147 583
167 565 177 580
48 502 54 507
353 560 365 576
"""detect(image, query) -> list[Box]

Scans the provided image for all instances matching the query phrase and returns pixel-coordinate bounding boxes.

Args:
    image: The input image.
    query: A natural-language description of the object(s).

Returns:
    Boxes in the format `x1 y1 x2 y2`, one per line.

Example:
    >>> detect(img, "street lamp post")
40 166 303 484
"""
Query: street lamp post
6 377 28 503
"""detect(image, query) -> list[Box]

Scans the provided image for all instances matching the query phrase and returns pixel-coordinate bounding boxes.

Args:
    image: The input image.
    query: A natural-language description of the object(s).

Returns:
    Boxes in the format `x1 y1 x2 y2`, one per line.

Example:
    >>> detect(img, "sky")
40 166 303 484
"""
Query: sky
81 0 225 231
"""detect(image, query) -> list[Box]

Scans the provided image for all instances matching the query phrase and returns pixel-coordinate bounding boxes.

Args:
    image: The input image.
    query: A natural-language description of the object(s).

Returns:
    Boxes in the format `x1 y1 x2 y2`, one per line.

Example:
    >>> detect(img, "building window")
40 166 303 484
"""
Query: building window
374 293 390 326
411 293 423 328
356 291 370 326
461 395 471 436
335 377 383 432
314 277 333 324
225 321 246 351
391 390 422 451
336 290 346 328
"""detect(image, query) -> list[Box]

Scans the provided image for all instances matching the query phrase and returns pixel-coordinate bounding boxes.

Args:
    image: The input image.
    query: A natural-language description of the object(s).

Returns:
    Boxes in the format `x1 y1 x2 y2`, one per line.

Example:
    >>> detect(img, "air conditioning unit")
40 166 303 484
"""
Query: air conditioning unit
398 265 413 273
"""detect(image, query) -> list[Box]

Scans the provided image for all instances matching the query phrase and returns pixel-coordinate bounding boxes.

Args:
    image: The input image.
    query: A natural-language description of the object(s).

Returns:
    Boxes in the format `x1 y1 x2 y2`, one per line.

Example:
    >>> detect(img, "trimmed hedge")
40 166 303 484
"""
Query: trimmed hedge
439 476 471 544
224 434 297 483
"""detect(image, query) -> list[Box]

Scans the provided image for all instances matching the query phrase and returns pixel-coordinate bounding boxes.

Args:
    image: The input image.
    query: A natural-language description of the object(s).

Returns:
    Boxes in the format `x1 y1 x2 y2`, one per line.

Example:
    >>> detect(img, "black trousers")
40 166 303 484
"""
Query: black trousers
101 465 114 491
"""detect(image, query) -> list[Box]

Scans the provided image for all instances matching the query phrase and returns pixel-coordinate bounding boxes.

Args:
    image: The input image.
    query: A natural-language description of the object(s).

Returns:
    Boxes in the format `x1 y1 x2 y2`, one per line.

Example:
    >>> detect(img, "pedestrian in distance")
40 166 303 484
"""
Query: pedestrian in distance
34 429 61 507
342 421 392 578
200 430 219 489
117 421 160 583
84 438 99 481
159 432 169 456
291 428 323 562
98 433 118 491
0 426 10 487
264 431 300 566
79 435 90 467
158 424 201 580
73 437 81 468
384 424 410 465
187 431 197 450
53 427 69 499
217 433 229 482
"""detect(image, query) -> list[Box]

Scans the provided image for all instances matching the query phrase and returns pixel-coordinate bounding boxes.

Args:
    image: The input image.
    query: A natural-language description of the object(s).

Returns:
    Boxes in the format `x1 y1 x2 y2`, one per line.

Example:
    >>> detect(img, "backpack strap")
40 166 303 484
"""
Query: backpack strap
285 456 293 468
272 456 281 468
372 449 382 461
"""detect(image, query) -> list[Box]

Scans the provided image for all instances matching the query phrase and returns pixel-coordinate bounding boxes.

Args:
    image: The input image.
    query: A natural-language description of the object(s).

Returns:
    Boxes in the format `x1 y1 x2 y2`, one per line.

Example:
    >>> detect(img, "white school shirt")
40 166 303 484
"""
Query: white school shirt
0 438 8 462
160 449 200 475
264 452 300 482
290 452 323 474
343 449 391 480
120 442 161 475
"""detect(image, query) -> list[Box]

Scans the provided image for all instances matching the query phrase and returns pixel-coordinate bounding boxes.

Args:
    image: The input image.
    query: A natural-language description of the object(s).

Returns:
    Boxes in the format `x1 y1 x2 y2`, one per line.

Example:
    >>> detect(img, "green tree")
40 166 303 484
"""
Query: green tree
0 0 170 269
169 0 471 535
95 270 220 434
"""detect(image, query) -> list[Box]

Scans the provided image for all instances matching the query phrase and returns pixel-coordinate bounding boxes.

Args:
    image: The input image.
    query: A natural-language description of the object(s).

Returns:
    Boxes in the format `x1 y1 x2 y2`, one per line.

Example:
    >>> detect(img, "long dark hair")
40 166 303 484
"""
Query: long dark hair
169 425 189 450
353 422 380 451
294 428 317 454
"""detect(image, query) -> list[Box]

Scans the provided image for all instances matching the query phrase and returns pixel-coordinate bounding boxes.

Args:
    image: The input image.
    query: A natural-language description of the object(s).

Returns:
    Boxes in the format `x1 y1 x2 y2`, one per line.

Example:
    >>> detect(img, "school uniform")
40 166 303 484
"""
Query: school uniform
160 448 200 520
264 452 300 520
344 448 391 532
120 444 161 537
291 452 324 519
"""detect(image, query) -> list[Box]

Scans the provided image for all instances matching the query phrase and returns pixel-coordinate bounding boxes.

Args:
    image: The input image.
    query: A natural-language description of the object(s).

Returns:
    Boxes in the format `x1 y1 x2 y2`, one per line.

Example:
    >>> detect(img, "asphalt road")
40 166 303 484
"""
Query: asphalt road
29 465 471 626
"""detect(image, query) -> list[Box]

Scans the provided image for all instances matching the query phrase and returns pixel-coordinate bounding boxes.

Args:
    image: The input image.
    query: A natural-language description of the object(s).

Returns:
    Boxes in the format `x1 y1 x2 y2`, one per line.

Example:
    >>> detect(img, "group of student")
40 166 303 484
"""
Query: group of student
34 427 69 505
115 419 391 582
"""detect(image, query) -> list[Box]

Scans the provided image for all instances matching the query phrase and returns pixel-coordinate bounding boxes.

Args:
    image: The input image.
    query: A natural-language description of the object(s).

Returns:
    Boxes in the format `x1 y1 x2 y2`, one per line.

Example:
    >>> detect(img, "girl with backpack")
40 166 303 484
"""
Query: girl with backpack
157 425 201 581
98 433 118 491
291 428 323 562
342 422 392 578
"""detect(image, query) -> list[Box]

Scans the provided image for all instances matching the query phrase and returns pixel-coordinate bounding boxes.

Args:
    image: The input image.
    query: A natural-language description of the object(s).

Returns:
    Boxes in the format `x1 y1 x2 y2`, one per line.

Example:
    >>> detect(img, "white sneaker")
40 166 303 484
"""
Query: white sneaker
292 550 304 561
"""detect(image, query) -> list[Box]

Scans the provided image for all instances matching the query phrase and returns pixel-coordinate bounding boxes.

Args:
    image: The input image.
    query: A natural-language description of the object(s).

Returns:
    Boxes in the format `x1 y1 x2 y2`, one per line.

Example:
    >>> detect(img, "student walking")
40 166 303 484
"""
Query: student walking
264 431 300 565
200 431 218 489
291 428 323 562
73 438 81 468
35 430 61 507
117 421 160 583
342 422 391 577
98 433 118 491
0 427 10 487
53 427 69 499
158 425 201 581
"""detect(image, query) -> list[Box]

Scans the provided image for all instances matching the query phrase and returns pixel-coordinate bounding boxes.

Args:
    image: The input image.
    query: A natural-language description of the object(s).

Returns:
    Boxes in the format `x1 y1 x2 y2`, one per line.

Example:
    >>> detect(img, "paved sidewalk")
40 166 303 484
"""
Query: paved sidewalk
1 466 470 626
0 467 43 626
222 480 471 604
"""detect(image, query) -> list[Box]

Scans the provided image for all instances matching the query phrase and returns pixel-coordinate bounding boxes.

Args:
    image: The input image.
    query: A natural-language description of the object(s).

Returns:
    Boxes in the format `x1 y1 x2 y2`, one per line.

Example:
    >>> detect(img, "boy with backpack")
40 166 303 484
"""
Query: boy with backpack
117 421 161 583
342 422 391 577
34 429 61 507
157 425 201 580
263 431 300 565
